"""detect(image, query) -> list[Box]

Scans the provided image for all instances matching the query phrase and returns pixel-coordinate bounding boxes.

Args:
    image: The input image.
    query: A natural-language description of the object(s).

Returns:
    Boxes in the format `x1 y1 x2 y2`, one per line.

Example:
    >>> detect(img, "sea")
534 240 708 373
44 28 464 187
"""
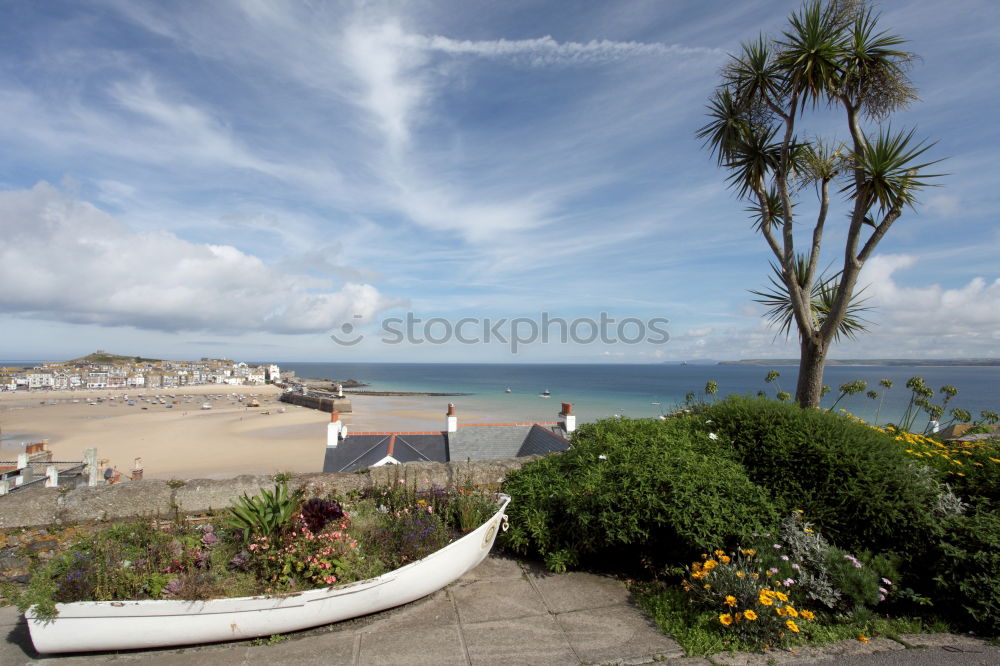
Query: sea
274 362 1000 429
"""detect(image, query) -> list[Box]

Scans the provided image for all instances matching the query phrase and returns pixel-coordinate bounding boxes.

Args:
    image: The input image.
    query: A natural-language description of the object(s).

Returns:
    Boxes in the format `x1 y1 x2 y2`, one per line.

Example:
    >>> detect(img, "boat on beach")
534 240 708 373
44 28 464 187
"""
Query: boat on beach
26 495 512 654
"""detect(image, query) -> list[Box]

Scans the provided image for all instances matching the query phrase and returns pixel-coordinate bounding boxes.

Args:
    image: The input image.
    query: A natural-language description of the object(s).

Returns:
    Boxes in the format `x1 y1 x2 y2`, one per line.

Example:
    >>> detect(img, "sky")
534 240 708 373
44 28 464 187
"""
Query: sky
1 0 998 364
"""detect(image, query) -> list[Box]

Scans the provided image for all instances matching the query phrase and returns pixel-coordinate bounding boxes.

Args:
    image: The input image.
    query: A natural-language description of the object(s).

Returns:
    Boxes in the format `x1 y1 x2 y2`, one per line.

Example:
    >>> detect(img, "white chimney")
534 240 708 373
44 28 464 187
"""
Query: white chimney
327 411 345 447
446 403 458 433
560 402 576 434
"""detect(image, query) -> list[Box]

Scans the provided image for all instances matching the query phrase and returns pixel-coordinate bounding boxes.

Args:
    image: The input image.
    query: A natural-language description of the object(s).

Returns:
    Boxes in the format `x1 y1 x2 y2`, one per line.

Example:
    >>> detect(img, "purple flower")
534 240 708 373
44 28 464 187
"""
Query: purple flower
783 578 796 587
202 531 219 547
790 563 800 570
768 567 779 574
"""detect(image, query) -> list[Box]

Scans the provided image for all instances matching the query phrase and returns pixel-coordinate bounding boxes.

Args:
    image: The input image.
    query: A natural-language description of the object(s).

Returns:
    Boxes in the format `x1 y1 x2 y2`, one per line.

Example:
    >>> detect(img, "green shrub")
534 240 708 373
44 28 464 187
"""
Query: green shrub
928 507 1000 636
697 397 941 555
500 417 779 572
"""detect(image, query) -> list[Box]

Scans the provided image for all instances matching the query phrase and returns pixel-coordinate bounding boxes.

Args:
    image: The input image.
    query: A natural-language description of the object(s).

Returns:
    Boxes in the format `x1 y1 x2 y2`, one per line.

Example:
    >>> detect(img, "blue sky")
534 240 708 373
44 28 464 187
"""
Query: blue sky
1 0 997 363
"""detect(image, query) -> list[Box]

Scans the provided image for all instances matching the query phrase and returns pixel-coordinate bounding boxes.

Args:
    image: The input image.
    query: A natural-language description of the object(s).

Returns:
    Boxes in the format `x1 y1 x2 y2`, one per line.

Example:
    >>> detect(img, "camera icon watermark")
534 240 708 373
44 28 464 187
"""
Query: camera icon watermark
330 312 669 353
329 314 365 346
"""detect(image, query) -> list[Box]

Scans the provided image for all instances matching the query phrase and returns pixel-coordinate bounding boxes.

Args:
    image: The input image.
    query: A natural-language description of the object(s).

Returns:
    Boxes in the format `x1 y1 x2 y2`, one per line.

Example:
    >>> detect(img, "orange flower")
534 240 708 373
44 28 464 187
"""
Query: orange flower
719 613 734 626
786 620 800 633
858 634 870 643
724 595 737 607
800 610 815 621
720 555 731 564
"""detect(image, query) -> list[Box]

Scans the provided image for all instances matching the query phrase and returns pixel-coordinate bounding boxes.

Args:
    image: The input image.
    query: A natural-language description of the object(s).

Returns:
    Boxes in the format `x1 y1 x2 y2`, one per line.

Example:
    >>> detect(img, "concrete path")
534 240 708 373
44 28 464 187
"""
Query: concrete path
3 555 997 665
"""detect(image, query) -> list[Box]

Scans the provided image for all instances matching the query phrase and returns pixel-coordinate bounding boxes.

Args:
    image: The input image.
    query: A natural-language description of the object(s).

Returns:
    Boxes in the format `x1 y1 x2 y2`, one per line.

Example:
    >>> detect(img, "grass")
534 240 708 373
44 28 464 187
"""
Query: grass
630 581 950 657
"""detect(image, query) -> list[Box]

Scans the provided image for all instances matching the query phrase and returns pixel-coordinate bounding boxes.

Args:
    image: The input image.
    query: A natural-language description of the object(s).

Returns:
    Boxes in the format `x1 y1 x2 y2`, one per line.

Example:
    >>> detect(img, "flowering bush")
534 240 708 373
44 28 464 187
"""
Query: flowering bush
745 513 898 613
246 512 358 588
681 549 815 648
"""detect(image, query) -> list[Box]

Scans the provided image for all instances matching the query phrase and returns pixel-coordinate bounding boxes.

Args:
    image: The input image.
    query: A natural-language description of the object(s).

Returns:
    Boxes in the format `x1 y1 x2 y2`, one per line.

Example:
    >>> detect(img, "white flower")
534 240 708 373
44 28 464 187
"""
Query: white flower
705 420 714 424
598 454 608 460
708 432 718 440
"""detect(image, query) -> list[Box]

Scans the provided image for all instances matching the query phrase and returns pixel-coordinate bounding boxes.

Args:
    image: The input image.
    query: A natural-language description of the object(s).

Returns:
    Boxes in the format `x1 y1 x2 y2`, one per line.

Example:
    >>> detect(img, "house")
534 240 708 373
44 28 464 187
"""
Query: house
322 403 575 473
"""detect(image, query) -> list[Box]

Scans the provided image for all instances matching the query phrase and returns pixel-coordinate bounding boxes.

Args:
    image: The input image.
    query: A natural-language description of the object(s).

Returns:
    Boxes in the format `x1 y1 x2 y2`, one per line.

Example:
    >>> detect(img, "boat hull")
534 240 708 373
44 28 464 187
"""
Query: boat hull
27 495 511 654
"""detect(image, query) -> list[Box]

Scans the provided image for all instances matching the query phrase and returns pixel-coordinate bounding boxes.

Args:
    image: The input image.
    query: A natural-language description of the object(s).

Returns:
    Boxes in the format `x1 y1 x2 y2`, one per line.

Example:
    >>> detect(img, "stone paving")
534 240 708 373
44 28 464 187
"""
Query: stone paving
2 555 997 665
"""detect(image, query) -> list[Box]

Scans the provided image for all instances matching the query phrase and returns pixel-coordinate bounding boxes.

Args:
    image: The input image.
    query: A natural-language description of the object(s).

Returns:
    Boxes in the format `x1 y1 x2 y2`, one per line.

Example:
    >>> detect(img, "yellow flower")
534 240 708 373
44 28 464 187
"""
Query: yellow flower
725 595 737 607
704 559 718 570
691 562 702 572
776 606 787 616
720 555 731 564
758 594 774 606
786 606 798 618
800 609 815 621
714 549 726 557
736 571 746 579
703 584 711 589
775 591 788 602
719 613 733 626
858 634 869 643
744 610 757 621
786 620 800 633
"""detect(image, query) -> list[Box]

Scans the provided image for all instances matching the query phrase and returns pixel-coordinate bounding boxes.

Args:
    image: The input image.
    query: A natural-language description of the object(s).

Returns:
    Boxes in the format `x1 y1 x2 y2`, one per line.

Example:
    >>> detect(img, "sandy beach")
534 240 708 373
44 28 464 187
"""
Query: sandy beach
0 387 476 480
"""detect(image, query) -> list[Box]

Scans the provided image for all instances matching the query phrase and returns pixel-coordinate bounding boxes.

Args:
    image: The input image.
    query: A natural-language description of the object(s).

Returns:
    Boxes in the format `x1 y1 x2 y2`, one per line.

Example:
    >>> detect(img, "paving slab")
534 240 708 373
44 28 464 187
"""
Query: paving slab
357 591 465 665
555 604 684 664
456 553 523 583
526 569 632 613
451 577 548 624
462 614 578 666
248 632 357 665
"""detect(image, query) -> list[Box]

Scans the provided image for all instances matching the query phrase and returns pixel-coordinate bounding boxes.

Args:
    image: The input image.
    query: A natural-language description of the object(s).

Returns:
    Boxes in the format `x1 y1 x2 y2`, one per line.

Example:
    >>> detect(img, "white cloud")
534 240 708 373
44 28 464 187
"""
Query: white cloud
407 34 721 66
0 183 394 334
855 254 1000 348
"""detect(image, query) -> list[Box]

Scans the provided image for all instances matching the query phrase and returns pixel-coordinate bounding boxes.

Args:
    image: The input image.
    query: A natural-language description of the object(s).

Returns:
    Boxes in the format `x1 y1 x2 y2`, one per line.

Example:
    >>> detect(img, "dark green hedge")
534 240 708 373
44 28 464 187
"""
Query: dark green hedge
697 396 941 555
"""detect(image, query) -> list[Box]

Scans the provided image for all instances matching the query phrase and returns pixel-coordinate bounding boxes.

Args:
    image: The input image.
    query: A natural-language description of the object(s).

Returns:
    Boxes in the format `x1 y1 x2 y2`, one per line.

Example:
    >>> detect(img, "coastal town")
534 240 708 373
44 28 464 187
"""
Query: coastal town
0 351 283 393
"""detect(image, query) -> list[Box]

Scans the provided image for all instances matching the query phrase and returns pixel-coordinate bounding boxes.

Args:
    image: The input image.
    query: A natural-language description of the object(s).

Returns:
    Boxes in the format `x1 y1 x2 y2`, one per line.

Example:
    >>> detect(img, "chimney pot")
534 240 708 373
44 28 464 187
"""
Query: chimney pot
560 402 573 415
331 411 340 423
447 403 455 416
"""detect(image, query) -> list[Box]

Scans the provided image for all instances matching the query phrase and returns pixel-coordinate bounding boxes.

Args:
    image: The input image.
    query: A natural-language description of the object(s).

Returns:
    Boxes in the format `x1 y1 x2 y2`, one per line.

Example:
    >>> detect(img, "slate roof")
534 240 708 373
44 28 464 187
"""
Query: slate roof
323 422 570 473
323 433 447 473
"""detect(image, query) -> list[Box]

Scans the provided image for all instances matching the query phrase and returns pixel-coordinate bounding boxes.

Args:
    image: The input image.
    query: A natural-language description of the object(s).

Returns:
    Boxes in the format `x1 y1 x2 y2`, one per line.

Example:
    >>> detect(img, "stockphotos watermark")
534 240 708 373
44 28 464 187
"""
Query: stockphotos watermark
330 312 670 353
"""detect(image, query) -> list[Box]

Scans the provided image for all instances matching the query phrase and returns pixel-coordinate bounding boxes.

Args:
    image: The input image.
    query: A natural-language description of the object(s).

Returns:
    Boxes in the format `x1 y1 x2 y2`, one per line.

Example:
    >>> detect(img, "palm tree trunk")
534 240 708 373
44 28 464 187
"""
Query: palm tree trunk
795 337 828 408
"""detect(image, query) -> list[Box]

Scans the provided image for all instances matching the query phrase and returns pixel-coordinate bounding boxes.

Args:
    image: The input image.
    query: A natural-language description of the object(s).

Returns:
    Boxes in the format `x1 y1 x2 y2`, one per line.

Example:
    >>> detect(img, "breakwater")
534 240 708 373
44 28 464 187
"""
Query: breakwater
279 391 352 413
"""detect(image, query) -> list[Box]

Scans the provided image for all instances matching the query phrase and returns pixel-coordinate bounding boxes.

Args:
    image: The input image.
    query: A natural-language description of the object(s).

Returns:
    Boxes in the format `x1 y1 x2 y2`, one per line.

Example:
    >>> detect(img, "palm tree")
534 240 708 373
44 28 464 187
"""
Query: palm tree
697 0 941 407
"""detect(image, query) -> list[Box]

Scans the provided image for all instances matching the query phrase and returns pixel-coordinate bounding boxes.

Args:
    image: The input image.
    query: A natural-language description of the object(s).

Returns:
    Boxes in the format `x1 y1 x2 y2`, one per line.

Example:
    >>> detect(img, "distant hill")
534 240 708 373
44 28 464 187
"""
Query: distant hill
69 351 163 365
719 359 1000 367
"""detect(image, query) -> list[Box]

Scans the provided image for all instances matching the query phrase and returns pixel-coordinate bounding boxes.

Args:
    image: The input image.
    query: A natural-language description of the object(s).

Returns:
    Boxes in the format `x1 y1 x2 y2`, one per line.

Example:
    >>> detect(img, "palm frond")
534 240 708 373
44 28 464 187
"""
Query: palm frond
750 257 872 340
696 88 746 166
843 126 943 214
776 0 848 109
